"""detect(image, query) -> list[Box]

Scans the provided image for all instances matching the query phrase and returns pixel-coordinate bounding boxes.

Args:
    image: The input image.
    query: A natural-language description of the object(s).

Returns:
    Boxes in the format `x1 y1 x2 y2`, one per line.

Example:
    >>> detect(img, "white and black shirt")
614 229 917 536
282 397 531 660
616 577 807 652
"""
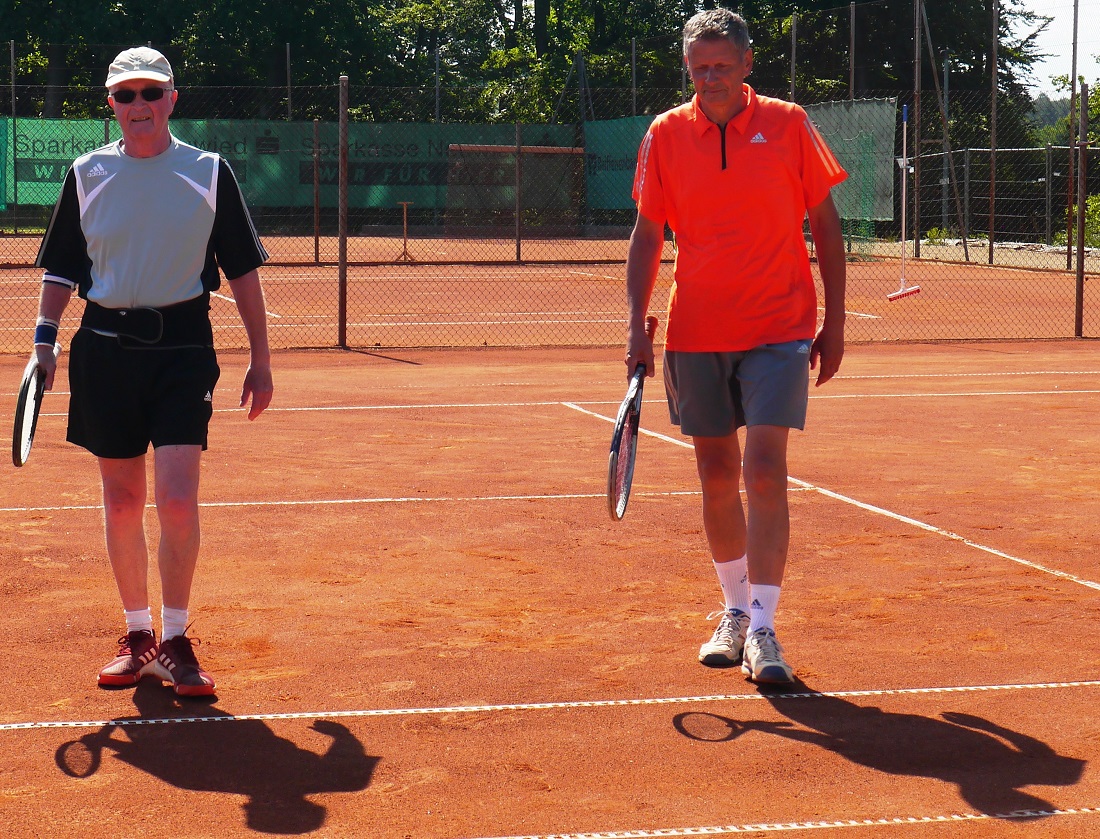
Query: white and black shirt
36 135 268 309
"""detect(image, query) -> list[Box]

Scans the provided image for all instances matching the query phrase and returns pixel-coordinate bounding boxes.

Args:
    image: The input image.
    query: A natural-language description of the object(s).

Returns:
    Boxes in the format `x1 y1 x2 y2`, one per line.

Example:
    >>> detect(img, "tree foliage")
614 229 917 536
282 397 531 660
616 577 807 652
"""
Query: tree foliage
3 0 1086 151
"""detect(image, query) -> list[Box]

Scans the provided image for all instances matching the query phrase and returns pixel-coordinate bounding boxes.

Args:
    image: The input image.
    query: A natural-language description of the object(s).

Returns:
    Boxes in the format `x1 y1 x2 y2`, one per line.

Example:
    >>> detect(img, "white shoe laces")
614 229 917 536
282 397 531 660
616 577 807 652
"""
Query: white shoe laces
706 610 735 645
747 629 784 663
705 608 748 646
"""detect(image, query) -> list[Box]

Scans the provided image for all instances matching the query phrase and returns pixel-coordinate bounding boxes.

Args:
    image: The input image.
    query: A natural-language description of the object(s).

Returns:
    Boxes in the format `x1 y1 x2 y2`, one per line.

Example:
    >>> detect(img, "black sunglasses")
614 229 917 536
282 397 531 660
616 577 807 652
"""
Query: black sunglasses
111 87 171 104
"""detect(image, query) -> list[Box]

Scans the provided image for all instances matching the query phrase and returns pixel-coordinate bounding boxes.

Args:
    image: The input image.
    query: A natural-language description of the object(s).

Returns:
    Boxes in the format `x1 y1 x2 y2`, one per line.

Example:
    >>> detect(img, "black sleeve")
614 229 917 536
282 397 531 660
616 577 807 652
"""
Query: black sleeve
205 158 269 285
35 167 93 294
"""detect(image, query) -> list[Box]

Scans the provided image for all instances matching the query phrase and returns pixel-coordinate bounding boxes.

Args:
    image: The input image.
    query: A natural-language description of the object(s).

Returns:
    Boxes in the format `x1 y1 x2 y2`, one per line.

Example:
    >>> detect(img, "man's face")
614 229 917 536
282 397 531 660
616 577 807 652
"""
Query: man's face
108 80 176 147
685 37 753 113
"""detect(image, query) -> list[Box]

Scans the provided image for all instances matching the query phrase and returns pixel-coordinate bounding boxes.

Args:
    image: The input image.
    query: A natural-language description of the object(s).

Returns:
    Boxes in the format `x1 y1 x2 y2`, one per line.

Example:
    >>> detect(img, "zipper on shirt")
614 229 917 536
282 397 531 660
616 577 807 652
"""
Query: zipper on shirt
718 123 727 170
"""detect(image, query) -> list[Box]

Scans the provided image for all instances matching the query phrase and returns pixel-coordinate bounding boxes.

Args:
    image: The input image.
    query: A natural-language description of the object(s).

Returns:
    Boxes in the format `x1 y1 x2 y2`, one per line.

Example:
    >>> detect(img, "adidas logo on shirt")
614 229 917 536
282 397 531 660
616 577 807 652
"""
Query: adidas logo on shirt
87 162 110 178
750 133 767 144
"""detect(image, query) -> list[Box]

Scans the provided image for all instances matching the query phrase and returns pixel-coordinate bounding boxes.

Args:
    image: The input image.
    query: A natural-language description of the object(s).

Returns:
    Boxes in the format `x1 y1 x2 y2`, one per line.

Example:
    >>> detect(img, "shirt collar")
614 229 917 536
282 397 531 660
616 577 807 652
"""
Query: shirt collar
691 84 757 136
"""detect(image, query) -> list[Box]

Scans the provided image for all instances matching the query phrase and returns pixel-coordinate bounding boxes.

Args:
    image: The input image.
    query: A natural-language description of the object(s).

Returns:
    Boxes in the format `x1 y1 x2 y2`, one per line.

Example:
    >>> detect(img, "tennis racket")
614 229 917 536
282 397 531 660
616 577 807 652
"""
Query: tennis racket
607 316 658 521
13 342 61 468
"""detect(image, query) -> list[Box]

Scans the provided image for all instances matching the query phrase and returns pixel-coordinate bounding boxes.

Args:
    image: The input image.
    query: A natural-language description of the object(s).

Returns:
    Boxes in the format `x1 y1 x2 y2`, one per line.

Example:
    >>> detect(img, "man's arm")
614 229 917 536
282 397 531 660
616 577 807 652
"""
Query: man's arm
34 281 73 391
807 193 846 387
227 269 273 420
625 213 665 379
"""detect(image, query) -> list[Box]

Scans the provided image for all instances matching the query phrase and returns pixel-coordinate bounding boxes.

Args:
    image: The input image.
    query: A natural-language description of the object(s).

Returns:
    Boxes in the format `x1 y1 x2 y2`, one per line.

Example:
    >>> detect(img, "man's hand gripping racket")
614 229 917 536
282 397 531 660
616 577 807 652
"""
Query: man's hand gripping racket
607 316 658 521
13 342 61 467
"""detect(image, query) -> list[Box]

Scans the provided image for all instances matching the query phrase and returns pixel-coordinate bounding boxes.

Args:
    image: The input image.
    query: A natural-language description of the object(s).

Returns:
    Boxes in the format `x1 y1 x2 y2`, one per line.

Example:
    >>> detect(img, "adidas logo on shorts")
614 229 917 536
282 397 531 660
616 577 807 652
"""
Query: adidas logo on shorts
203 391 212 402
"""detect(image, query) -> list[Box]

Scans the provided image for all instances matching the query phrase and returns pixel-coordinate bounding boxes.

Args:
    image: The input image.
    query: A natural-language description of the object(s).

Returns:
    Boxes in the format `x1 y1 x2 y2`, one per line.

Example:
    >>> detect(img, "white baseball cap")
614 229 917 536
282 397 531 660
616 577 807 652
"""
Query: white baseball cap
106 47 173 88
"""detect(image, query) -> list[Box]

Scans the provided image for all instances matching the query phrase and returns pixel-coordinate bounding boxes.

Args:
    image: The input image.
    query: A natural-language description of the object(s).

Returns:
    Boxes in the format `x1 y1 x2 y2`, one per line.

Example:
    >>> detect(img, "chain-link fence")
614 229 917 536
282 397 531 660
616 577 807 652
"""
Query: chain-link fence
2 80 1097 351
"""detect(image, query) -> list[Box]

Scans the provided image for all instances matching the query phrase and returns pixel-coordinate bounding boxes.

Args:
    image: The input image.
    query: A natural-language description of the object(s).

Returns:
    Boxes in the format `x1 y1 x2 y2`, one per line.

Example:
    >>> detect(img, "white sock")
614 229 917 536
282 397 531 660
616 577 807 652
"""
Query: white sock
124 607 154 635
748 584 781 634
161 606 189 640
713 556 750 613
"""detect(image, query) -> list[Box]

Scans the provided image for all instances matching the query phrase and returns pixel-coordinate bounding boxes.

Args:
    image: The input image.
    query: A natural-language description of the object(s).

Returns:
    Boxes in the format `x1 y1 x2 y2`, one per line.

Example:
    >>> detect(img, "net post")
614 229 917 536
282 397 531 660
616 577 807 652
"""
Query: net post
338 75 348 349
395 202 415 263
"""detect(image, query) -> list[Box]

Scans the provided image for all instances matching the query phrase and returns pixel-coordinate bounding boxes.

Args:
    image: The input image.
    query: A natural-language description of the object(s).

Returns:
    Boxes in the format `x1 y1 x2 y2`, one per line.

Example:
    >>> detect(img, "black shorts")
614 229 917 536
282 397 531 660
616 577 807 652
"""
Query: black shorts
66 329 221 459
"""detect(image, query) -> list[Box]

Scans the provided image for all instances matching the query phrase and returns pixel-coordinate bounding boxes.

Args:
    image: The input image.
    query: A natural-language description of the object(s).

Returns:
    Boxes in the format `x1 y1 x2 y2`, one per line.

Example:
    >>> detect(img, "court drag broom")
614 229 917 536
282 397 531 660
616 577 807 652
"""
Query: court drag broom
889 104 921 301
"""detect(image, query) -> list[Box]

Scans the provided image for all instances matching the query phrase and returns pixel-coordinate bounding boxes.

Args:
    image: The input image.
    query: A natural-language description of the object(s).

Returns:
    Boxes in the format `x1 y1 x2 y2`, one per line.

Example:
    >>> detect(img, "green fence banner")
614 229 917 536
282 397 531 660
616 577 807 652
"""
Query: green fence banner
584 115 653 211
804 98 897 221
4 118 580 211
2 105 893 218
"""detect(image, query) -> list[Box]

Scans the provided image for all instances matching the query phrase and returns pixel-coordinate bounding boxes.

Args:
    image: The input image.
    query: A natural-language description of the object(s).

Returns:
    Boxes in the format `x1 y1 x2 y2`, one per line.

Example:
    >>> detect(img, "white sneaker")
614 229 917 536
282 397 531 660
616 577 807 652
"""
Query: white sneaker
698 608 750 666
741 627 795 684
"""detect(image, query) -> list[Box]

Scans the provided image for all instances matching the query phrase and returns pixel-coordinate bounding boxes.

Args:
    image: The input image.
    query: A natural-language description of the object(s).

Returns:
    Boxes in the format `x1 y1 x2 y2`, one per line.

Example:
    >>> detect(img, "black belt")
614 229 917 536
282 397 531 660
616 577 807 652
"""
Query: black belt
81 294 213 348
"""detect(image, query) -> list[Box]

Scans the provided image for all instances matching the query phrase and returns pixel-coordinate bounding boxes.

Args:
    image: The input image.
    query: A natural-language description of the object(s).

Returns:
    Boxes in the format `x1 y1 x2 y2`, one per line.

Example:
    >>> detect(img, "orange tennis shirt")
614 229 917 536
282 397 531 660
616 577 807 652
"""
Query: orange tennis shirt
633 85 847 352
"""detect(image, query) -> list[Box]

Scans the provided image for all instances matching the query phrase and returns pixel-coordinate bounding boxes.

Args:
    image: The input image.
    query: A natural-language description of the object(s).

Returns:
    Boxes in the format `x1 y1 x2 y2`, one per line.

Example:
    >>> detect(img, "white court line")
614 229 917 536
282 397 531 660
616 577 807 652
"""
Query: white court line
210 290 282 318
466 808 1100 838
3 679 1098 732
203 386 1100 413
817 305 880 320
813 389 1100 399
350 317 622 327
18 387 1100 414
560 402 1100 592
839 370 1100 380
0 490 715 515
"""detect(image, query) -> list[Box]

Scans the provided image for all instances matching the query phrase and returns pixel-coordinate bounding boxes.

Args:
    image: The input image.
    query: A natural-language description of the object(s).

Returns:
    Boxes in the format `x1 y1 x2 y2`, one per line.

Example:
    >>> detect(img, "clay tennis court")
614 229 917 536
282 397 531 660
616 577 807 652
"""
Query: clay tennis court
3 334 1100 837
2 245 1099 353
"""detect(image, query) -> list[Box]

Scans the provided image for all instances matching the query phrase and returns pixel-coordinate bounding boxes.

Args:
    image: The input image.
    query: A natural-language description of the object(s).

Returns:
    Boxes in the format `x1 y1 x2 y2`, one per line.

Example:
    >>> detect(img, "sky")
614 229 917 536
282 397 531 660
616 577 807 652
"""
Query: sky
1019 0 1100 96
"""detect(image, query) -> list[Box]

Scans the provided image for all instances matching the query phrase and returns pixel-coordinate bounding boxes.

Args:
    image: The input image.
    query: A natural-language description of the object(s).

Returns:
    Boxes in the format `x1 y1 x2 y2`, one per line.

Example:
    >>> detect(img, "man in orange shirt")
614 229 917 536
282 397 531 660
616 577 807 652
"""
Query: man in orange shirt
625 9 847 684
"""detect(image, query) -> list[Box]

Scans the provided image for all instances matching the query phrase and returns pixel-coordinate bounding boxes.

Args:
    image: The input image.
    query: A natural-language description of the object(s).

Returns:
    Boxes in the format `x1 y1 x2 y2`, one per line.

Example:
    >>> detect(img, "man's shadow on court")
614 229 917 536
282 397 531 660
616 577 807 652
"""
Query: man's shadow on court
55 681 379 834
673 684 1085 818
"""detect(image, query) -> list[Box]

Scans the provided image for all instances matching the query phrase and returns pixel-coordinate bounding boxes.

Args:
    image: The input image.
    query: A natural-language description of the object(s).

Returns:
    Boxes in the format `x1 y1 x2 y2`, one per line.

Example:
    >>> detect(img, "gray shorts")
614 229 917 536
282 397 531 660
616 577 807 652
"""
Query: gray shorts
663 340 812 437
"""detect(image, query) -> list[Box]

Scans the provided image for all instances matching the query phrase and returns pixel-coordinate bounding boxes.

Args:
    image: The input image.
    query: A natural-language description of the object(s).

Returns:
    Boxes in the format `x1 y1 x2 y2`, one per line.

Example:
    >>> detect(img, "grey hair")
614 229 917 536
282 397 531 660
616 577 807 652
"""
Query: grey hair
682 8 752 56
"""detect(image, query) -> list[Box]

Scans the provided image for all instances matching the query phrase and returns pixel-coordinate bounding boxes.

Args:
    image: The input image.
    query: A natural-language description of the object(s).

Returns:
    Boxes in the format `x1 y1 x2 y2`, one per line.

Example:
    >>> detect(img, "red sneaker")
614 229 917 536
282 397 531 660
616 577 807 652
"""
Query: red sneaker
98 630 158 687
151 634 216 697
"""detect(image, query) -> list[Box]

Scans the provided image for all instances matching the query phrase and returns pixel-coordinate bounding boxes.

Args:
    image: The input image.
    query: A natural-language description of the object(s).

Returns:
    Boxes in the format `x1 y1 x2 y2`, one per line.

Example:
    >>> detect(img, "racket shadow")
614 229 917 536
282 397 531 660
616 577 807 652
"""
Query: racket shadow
55 681 379 834
673 683 1084 819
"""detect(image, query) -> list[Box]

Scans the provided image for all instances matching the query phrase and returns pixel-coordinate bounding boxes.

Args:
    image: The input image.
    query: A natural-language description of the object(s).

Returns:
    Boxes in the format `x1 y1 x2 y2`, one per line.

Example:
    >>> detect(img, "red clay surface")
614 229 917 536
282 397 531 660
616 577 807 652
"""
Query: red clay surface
2 340 1100 838
3 232 1099 352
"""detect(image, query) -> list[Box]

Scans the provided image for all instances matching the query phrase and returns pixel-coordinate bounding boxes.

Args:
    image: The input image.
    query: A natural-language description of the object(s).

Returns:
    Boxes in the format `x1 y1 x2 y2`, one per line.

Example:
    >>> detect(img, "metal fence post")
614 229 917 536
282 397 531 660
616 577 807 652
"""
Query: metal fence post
10 40 17 234
515 122 522 263
963 147 970 240
789 12 798 102
988 1 998 266
912 0 921 258
1044 143 1052 247
313 118 321 264
338 75 348 349
1075 82 1088 337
